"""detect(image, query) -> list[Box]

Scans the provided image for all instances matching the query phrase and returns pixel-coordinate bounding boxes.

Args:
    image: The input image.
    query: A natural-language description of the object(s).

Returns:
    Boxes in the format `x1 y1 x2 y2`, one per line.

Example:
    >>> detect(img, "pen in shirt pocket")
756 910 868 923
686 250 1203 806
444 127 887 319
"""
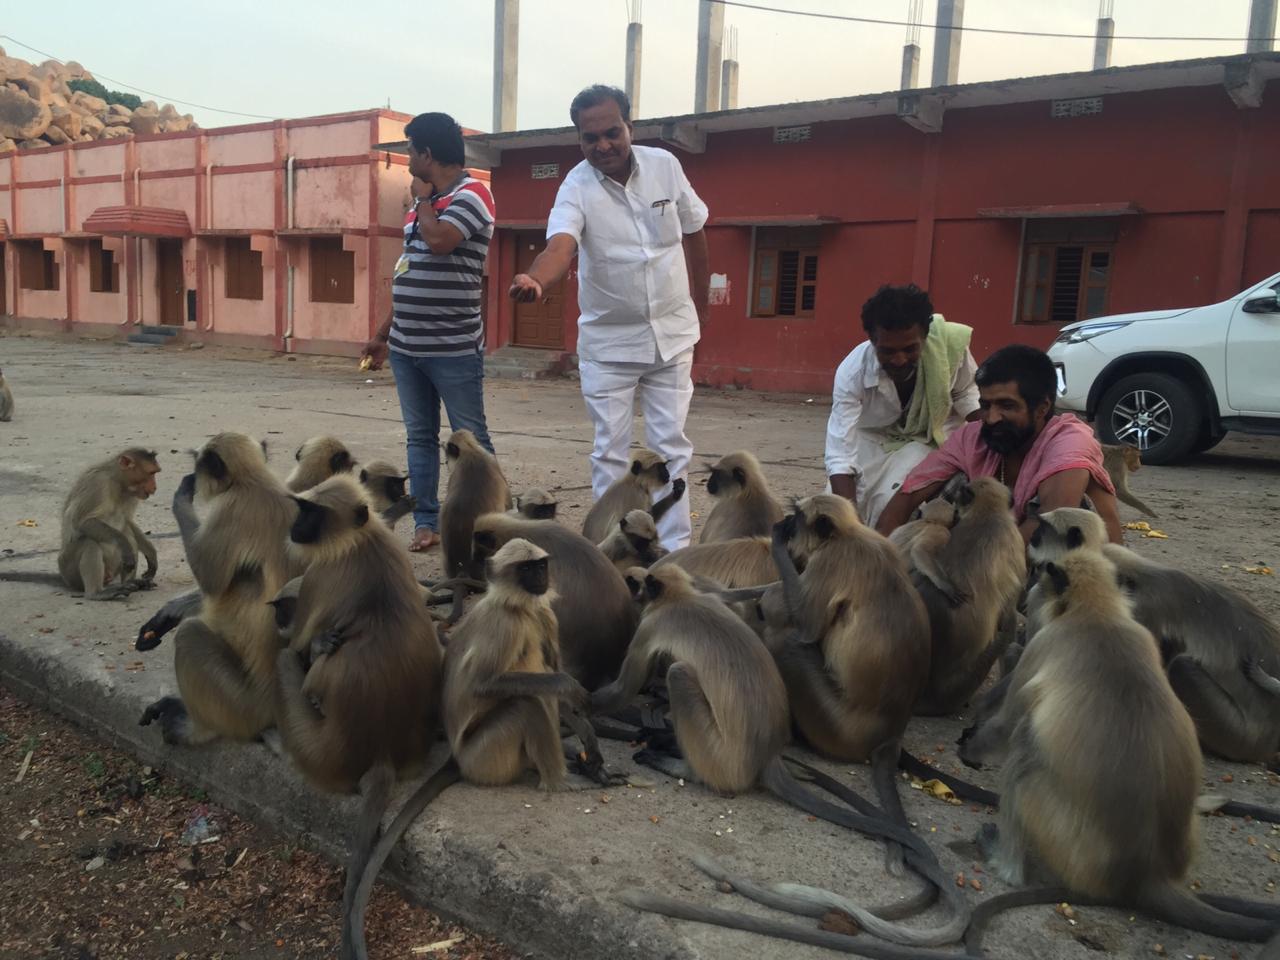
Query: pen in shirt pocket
651 199 672 216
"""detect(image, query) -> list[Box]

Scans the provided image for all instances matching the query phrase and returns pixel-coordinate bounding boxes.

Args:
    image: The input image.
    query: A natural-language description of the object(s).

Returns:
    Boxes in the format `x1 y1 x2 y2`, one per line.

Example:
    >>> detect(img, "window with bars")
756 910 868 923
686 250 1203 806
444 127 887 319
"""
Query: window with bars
88 240 120 293
17 242 59 291
224 237 264 300
1017 219 1117 324
309 237 355 304
752 227 820 318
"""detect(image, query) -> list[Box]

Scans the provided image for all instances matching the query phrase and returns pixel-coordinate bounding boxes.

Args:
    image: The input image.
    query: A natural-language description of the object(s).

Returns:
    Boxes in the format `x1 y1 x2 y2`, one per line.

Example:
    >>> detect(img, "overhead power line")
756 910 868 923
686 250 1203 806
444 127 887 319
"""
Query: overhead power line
713 0 1278 44
0 34 276 119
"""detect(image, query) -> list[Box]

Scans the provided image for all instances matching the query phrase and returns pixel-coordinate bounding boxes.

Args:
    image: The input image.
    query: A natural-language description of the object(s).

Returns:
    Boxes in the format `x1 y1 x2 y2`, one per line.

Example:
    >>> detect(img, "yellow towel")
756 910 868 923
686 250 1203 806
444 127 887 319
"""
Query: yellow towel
880 314 973 451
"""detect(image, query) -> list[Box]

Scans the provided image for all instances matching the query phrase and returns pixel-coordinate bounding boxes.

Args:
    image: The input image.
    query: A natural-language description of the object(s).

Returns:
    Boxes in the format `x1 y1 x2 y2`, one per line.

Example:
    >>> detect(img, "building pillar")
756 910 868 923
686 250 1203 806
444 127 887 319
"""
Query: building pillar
493 0 519 132
930 0 964 87
1247 0 1277 52
901 43 921 89
1093 17 1115 69
626 19 642 117
720 58 739 110
694 0 724 113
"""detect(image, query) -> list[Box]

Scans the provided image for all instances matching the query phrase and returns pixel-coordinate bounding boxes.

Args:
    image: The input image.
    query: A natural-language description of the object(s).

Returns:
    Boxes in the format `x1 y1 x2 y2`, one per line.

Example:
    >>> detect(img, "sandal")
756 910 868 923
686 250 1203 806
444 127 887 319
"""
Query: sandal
409 528 439 552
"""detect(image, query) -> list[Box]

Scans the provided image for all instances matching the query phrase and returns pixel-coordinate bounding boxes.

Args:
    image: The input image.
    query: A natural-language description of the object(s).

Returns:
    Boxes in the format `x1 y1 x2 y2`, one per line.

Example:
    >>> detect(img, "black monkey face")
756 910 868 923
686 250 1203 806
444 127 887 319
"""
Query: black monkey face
517 557 550 596
196 448 228 482
330 450 354 474
290 497 327 544
269 595 298 632
473 530 498 563
1030 520 1046 549
656 462 671 485
706 469 723 495
445 442 460 460
385 476 407 503
528 503 557 521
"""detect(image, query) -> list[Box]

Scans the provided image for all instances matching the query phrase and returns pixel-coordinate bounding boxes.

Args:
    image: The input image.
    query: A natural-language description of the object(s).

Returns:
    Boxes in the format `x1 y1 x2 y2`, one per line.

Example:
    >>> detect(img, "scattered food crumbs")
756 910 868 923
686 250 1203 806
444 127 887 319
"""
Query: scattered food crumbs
1244 565 1274 576
955 872 966 887
523 803 532 809
1056 902 1077 921
649 815 661 824
806 815 818 822
970 878 983 891
16 519 38 527
714 830 722 837
599 795 610 804
1152 945 1166 956
411 935 466 954
1124 521 1151 532
1222 773 1234 783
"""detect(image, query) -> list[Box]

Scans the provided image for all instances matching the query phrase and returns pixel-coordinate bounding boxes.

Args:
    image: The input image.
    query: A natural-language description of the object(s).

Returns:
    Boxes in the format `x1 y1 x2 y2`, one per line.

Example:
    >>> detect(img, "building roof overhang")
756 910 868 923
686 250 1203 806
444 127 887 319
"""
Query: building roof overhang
978 202 1143 219
83 206 192 239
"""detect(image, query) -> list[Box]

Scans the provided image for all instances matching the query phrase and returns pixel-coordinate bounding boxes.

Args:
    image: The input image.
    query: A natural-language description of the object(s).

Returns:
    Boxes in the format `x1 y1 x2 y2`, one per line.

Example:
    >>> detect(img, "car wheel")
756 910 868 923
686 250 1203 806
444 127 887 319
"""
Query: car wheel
1191 428 1226 455
1096 373 1201 466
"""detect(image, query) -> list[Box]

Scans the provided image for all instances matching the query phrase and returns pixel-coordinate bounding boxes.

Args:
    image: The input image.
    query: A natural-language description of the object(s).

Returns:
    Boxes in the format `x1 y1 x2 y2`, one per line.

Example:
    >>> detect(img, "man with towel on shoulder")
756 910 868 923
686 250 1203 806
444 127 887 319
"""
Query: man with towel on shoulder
825 283 979 528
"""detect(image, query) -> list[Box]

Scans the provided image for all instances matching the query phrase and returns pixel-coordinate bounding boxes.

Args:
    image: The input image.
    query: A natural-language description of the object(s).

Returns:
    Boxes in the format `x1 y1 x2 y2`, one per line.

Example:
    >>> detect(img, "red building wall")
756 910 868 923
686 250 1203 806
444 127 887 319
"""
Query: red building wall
486 79 1280 393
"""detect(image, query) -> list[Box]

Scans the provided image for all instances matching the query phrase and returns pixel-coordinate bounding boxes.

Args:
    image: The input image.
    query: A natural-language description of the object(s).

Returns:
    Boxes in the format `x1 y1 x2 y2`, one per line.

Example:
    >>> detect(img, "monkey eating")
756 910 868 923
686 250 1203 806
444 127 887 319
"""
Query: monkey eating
269 474 443 960
285 435 356 493
958 550 1280 949
139 433 300 745
597 509 668 574
699 449 784 543
57 447 161 601
358 460 416 529
514 487 559 521
581 448 684 545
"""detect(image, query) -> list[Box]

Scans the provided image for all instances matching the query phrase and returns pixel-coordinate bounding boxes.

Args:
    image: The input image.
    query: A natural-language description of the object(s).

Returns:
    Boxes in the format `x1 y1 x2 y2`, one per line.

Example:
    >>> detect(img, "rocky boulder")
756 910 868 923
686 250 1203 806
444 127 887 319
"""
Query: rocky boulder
129 107 161 135
0 87 52 140
80 113 105 137
50 103 82 138
70 90 107 114
100 125 131 139
43 123 70 145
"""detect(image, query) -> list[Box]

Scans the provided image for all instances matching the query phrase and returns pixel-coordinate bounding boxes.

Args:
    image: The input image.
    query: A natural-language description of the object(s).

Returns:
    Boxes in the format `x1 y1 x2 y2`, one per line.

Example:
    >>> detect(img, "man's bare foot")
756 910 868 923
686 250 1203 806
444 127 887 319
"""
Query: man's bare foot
409 528 439 552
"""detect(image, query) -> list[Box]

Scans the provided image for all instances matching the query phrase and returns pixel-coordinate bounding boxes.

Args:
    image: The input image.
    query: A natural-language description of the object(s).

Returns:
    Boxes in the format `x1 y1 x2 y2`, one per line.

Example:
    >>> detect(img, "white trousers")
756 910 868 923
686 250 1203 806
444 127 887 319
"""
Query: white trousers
851 437 935 529
579 348 694 551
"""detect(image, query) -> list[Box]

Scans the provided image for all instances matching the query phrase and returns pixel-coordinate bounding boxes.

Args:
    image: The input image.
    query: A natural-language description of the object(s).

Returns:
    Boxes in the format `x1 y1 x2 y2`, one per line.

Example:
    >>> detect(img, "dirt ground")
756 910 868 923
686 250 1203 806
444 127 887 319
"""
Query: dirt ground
0 688 519 960
2 329 1280 960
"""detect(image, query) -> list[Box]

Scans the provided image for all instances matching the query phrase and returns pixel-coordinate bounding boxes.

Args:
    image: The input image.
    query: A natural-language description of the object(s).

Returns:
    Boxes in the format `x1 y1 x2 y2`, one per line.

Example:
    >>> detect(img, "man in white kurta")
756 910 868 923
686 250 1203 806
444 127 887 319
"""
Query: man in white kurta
825 284 979 527
509 85 710 550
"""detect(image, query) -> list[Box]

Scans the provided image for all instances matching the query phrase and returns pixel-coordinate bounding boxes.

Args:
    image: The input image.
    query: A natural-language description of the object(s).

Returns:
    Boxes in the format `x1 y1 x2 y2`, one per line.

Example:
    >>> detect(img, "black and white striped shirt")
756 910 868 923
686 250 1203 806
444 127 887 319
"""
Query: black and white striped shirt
389 174 495 357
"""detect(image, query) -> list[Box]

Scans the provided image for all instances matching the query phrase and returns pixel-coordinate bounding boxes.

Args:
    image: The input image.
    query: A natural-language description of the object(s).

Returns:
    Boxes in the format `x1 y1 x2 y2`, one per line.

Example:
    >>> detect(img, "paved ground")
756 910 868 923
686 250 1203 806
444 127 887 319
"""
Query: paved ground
2 328 1280 960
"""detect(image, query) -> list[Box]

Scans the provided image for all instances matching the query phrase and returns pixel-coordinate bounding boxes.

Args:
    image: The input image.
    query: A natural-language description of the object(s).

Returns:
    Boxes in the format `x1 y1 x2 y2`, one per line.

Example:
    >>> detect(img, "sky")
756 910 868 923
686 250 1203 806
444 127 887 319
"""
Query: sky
0 1 1265 132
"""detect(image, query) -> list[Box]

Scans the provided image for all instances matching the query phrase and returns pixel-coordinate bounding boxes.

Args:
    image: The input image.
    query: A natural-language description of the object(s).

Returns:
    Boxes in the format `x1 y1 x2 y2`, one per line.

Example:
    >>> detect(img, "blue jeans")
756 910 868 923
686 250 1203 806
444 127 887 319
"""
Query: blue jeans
389 349 494 532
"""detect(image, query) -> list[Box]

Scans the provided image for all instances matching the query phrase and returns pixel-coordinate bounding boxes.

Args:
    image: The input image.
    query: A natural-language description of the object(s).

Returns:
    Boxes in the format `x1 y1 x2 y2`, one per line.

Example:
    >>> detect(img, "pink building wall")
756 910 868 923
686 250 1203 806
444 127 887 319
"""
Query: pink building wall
0 109 454 355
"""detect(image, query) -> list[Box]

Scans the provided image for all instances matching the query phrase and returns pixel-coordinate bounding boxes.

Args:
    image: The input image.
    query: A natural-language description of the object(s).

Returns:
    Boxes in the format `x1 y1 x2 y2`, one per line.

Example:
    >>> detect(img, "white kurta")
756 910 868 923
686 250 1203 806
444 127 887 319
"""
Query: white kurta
824 340 980 527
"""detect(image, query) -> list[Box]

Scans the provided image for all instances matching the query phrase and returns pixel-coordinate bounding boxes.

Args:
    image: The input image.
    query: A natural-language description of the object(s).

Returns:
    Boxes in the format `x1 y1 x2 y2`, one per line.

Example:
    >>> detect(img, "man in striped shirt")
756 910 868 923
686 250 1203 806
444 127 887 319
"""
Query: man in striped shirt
362 113 496 552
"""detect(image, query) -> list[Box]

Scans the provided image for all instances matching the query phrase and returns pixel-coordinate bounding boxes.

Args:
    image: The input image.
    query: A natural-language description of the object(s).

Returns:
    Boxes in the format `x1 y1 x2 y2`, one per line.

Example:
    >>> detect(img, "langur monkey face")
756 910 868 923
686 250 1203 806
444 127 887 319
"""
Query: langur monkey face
705 464 745 497
517 556 551 596
632 457 670 486
290 495 369 545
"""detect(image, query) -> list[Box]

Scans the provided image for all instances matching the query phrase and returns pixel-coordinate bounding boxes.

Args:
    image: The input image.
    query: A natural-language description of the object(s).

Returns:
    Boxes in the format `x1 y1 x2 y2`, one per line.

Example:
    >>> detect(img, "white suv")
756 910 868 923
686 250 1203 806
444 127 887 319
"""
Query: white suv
1048 272 1280 465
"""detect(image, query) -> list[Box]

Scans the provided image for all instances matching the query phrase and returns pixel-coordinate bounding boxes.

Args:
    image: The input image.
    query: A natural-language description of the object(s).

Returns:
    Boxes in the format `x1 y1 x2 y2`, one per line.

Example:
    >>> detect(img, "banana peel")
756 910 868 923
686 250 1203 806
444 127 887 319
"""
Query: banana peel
909 777 962 805
358 354 374 371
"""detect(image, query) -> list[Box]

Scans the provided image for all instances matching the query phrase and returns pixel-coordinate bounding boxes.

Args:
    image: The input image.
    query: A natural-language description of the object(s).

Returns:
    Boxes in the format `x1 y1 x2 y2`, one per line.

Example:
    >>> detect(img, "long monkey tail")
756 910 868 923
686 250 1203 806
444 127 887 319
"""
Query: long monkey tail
341 757 462 960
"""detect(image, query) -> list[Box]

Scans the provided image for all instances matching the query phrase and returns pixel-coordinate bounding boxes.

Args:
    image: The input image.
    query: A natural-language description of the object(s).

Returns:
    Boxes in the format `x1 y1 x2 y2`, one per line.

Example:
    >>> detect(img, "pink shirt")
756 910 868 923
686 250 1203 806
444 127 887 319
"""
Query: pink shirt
901 414 1115 522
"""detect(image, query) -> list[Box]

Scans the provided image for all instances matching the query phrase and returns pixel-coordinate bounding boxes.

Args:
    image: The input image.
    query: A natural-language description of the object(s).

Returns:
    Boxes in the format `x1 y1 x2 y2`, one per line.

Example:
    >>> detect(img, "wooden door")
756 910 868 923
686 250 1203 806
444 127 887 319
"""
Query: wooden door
512 232 564 349
156 239 185 325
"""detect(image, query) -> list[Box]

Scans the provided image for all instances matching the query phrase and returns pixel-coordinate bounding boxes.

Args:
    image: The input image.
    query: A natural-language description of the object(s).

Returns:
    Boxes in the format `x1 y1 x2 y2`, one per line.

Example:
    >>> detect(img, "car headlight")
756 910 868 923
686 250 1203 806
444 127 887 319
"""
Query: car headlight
1054 321 1132 344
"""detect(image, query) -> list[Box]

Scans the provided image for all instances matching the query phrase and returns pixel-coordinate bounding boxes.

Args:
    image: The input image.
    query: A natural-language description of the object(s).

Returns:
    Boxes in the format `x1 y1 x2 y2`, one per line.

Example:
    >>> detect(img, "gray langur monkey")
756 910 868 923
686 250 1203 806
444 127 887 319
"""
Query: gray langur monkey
440 429 511 582
0 367 13 421
1028 507 1280 764
515 488 559 521
1101 442 1158 518
581 448 685 544
139 432 301 745
958 550 1279 949
285 436 356 493
597 509 667 574
472 513 637 691
598 565 972 955
651 535 777 588
268 474 443 960
699 450 784 543
58 447 161 600
358 460 415 529
903 477 1025 716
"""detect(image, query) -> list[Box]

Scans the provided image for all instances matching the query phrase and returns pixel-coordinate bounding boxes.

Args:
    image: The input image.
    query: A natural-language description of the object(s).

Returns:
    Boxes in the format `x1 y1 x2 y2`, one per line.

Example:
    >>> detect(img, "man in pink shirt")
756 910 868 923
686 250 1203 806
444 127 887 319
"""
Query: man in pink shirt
876 344 1124 545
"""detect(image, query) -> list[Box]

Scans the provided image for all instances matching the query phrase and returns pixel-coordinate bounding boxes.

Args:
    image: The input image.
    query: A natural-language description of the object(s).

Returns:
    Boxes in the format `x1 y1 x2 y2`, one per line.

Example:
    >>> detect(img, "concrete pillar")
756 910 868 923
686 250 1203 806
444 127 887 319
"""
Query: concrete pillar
720 59 739 110
901 43 921 89
1092 17 1114 69
694 0 724 114
492 0 518 132
930 0 963 87
1247 0 1277 52
626 20 643 117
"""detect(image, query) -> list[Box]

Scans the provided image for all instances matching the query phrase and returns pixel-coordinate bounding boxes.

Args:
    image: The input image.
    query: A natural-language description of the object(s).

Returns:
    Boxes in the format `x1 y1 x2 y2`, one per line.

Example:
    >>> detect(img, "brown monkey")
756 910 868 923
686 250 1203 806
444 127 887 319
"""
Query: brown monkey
358 460 415 529
1101 442 1158 518
906 477 1026 716
472 512 637 690
58 448 161 600
599 565 971 951
582 448 679 544
1029 507 1280 763
440 429 511 580
268 475 442 960
515 487 559 521
699 450 784 543
597 509 667 574
285 435 356 493
0 367 13 422
139 433 300 744
958 550 1278 947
